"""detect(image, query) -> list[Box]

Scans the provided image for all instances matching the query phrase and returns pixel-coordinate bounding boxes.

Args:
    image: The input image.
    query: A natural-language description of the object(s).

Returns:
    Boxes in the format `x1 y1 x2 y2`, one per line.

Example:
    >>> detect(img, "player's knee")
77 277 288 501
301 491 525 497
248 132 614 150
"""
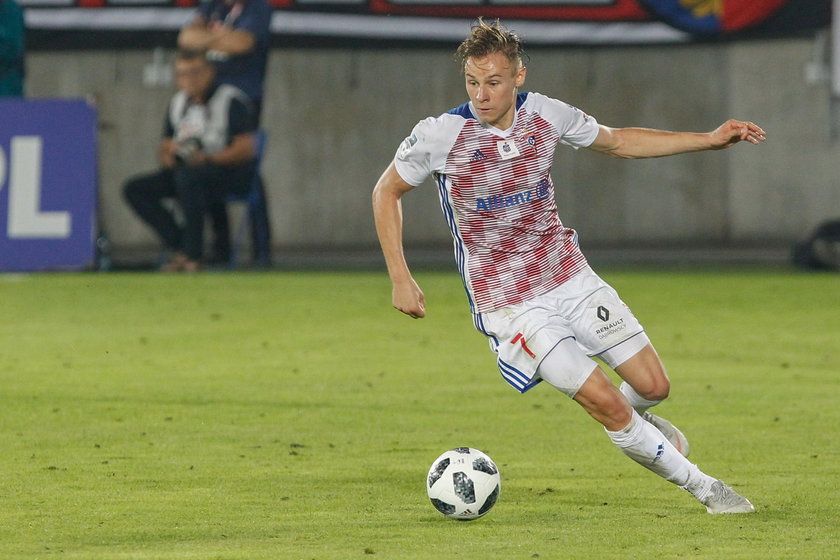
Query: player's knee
123 179 140 203
638 379 670 402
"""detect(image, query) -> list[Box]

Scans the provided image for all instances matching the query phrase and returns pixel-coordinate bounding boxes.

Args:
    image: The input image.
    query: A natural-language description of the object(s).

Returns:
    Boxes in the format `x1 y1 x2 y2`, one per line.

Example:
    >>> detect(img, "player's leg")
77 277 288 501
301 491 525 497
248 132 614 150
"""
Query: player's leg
538 339 754 513
207 202 231 265
123 169 183 254
612 342 670 407
571 268 689 457
562 267 670 412
605 341 690 457
173 165 214 268
539 343 687 478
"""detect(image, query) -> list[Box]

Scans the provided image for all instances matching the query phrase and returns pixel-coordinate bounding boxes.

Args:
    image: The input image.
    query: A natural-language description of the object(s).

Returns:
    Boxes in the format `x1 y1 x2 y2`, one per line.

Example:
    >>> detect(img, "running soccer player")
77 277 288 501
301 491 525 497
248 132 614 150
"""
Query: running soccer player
372 18 765 514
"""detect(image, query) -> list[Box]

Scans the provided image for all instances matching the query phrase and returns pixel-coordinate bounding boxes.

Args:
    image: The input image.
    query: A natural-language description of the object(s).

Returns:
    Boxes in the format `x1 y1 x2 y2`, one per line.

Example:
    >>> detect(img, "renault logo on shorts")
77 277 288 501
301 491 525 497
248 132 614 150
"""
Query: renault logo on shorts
597 305 610 322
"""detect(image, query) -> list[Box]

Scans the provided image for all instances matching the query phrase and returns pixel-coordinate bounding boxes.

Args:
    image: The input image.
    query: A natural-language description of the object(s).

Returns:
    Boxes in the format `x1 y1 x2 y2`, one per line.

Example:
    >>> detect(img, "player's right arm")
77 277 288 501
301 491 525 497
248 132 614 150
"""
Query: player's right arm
158 138 177 169
159 110 177 169
372 162 426 319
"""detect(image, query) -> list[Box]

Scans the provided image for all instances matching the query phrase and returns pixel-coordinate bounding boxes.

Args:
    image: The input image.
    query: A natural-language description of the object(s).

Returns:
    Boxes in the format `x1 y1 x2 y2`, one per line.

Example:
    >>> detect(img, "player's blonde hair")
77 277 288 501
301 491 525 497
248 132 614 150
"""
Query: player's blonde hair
455 18 527 73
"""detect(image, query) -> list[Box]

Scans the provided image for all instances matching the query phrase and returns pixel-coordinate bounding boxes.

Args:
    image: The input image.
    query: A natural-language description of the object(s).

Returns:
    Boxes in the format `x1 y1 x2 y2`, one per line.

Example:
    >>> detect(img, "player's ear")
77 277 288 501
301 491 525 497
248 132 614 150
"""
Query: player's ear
515 65 527 88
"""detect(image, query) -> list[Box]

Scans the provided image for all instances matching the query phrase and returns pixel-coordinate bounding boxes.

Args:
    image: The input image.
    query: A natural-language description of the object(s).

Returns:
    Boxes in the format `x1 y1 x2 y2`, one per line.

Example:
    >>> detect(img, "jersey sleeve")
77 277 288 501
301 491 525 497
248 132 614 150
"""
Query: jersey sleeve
393 114 463 187
527 92 600 149
227 95 257 138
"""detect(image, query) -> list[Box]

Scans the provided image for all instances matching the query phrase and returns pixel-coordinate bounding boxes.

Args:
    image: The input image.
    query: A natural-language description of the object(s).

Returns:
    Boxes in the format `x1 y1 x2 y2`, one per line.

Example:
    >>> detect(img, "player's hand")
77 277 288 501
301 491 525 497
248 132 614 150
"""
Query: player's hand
185 150 210 167
709 119 766 149
392 278 426 319
160 152 177 169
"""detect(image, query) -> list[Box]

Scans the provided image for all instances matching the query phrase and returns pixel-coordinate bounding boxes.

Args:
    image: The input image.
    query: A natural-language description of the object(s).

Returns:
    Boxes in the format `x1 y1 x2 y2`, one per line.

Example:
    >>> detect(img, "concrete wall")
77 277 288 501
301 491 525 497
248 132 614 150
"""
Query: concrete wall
25 37 840 260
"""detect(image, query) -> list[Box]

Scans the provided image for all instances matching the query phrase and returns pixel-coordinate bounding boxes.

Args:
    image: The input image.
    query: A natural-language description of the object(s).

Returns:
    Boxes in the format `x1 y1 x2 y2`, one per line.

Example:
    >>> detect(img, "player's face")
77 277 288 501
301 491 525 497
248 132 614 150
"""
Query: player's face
464 52 526 130
174 58 215 101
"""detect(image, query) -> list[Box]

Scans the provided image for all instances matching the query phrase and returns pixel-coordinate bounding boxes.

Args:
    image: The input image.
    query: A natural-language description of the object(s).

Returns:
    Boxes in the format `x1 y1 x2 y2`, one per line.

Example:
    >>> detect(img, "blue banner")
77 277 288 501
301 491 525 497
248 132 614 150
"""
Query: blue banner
0 99 98 272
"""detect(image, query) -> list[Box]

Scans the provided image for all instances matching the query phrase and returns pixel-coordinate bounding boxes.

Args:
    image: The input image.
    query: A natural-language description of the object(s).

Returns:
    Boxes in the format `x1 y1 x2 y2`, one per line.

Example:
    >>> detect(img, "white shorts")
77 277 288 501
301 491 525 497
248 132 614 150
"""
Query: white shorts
475 266 650 396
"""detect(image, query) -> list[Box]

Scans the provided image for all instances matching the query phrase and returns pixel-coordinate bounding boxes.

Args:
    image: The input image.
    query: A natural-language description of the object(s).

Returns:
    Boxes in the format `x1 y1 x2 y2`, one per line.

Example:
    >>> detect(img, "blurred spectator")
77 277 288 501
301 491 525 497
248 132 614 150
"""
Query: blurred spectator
178 0 272 265
0 0 25 97
123 50 257 273
793 219 840 270
179 0 270 120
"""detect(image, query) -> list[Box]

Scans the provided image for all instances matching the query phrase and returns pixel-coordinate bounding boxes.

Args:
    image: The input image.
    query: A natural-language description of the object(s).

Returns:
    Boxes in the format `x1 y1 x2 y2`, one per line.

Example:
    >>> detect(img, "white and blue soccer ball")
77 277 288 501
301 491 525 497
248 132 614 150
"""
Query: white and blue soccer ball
426 447 501 520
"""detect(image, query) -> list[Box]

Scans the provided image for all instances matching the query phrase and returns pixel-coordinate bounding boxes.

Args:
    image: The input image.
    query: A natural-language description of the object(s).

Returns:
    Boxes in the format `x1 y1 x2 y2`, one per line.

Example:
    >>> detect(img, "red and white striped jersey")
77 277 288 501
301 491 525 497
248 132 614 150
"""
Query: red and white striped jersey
394 91 600 314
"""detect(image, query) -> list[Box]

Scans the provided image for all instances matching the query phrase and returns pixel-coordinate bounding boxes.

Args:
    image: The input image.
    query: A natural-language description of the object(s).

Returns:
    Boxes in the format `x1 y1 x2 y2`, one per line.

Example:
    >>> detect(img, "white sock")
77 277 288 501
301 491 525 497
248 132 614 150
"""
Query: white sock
606 410 714 495
681 468 715 502
619 381 661 414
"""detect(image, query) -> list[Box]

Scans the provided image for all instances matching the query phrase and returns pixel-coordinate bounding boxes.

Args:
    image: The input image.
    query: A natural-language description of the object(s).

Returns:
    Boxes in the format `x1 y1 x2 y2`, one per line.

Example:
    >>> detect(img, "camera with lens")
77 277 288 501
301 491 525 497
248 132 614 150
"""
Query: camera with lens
175 137 203 163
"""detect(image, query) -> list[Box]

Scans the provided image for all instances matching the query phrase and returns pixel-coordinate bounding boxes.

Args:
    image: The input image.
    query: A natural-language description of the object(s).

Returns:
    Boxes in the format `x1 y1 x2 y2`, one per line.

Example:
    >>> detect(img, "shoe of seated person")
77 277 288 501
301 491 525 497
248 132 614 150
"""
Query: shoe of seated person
161 252 189 273
181 259 202 273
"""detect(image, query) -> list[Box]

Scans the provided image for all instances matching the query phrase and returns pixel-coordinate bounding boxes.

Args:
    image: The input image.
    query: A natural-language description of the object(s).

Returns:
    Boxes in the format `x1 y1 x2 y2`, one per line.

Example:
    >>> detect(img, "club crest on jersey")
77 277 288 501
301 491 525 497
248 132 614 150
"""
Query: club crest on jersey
496 139 520 160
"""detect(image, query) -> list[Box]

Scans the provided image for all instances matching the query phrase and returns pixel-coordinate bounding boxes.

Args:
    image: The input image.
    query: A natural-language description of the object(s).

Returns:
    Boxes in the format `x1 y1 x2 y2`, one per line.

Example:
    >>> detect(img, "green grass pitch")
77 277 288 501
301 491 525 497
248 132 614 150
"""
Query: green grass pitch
1 268 838 559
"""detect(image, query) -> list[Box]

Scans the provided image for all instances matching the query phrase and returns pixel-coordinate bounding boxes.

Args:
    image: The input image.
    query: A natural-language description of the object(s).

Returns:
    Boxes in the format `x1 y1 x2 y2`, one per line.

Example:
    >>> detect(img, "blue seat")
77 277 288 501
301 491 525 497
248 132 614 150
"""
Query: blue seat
227 130 271 268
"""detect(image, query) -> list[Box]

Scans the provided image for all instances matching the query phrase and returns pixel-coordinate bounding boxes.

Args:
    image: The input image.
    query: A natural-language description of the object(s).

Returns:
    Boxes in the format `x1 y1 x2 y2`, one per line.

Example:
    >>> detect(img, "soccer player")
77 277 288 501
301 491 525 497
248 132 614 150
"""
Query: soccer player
372 18 765 514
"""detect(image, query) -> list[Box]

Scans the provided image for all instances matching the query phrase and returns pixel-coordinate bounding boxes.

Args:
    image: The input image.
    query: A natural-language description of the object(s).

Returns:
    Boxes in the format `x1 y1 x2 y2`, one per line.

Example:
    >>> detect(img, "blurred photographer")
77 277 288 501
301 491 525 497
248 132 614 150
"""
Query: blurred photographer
179 0 272 266
124 49 257 272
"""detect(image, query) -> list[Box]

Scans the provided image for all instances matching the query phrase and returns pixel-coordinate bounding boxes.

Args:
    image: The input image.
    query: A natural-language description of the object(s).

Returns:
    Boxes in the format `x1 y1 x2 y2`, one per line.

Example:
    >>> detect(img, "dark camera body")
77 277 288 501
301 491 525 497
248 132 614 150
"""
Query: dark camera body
175 137 203 162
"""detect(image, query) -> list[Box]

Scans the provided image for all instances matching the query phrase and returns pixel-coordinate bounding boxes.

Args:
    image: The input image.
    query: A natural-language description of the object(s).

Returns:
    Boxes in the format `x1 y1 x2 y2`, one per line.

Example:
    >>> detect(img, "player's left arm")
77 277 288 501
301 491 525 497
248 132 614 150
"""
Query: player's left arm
203 133 256 166
588 119 766 159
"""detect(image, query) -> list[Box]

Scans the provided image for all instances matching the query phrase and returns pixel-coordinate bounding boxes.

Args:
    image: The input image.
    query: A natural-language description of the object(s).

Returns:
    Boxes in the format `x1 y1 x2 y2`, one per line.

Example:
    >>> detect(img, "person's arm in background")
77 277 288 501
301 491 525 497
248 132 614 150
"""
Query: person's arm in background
178 15 256 55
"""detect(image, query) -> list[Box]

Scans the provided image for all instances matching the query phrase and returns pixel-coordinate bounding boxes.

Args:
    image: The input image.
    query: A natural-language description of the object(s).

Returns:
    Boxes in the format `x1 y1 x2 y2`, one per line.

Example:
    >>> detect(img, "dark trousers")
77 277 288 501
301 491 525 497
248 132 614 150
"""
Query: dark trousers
123 163 254 262
205 174 271 264
207 100 271 264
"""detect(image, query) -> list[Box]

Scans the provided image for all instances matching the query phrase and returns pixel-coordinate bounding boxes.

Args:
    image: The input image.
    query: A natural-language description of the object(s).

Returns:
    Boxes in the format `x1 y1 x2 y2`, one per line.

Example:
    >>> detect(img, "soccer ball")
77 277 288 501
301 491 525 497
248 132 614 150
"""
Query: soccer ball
426 447 501 520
